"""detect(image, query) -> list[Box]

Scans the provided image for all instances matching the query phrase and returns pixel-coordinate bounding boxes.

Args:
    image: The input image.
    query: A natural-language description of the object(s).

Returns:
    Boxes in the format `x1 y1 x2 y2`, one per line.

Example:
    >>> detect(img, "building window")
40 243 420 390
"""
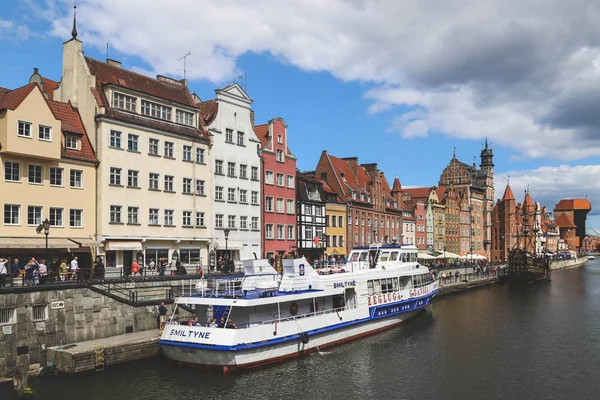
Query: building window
109 130 121 148
196 148 205 164
113 92 137 112
183 145 192 161
215 214 223 228
276 148 284 162
196 212 205 227
239 164 247 179
4 161 20 182
28 165 43 184
109 167 121 185
251 166 259 181
305 226 312 241
27 206 42 226
265 224 274 239
149 208 159 225
228 162 236 177
237 131 244 146
127 134 138 151
68 209 83 227
109 206 121 224
164 209 174 226
149 138 159 155
149 173 159 190
276 198 284 213
0 308 15 325
332 216 337 227
228 215 236 229
251 217 259 230
287 225 294 240
286 175 294 188
164 142 174 158
127 170 139 188
338 216 343 228
141 100 172 120
277 225 284 240
265 196 273 212
164 175 174 192
287 199 294 214
4 204 20 225
70 169 83 188
215 186 223 201
127 207 138 224
251 191 259 205
196 179 205 195
277 134 283 144
38 125 51 141
340 236 345 247
18 121 32 138
228 188 236 202
315 206 322 216
182 211 192 226
176 109 194 126
32 305 47 322
215 160 223 175
265 171 274 185
239 216 248 230
49 207 63 226
333 236 338 247
305 205 312 216
276 173 284 186
183 178 192 194
225 128 233 143
65 136 78 150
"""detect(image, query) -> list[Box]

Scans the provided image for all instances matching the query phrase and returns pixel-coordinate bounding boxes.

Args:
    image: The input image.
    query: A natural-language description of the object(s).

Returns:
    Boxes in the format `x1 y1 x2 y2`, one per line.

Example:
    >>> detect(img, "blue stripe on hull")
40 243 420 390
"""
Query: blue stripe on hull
159 290 438 352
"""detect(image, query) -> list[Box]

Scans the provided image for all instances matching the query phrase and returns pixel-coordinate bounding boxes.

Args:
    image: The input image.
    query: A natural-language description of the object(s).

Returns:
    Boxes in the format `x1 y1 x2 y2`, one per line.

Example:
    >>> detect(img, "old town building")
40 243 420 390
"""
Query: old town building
553 199 592 251
321 179 348 259
296 172 327 262
315 152 402 249
55 27 213 271
442 186 460 255
0 81 98 268
255 118 297 261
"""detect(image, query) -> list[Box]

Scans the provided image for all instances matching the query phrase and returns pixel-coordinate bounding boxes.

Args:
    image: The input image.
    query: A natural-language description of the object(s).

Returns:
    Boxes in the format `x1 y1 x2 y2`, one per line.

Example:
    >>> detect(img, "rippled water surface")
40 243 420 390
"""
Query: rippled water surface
3 260 600 399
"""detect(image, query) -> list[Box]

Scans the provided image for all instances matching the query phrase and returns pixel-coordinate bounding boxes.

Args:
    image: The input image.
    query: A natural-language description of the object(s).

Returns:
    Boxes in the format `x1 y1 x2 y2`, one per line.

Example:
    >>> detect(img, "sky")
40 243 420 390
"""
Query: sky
1 0 600 229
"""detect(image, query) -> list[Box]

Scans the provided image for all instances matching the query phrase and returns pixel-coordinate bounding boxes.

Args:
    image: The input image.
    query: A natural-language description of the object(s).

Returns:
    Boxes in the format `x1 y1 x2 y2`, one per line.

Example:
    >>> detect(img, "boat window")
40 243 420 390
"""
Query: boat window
381 278 388 293
374 279 381 294
390 252 399 261
359 252 368 261
380 252 390 262
367 280 374 296
387 278 393 293
350 252 359 261
410 253 415 262
401 253 407 262
412 275 417 287
401 276 411 288
392 277 399 291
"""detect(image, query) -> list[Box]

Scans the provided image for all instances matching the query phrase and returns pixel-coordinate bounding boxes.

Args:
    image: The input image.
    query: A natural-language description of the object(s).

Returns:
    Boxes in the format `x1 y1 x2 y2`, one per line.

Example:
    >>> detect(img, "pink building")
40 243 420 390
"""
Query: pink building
255 118 297 262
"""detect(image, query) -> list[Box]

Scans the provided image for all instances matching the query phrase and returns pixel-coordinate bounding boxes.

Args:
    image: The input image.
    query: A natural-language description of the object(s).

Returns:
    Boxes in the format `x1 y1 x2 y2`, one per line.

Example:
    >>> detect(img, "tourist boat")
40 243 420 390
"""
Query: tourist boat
158 244 439 371
588 255 595 261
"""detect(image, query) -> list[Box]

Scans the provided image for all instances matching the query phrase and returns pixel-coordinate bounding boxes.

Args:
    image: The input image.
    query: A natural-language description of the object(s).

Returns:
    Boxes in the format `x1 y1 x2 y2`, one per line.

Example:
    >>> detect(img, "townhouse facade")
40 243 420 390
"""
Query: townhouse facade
321 179 348 259
255 118 296 261
296 172 327 262
0 81 98 268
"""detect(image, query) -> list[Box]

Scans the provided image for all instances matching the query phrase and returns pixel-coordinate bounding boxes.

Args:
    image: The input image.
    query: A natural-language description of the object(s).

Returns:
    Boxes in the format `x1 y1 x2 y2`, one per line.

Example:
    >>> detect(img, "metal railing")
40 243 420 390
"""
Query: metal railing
437 269 506 286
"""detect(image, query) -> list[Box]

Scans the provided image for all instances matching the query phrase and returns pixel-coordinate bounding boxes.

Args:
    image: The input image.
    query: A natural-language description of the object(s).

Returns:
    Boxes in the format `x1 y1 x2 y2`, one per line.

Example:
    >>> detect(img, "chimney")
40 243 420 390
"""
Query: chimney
106 59 122 68
342 157 359 174
157 75 183 87
250 109 255 127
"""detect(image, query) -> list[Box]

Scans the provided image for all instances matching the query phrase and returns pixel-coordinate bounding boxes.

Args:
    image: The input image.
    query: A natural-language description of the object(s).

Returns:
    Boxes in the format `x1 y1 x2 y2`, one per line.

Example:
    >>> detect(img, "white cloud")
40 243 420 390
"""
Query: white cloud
495 165 600 215
39 0 600 160
0 19 37 41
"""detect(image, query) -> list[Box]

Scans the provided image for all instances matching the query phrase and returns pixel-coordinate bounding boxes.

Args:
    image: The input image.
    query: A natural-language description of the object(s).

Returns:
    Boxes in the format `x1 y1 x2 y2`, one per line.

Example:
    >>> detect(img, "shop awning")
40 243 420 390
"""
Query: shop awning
68 238 101 248
104 241 142 251
0 238 79 249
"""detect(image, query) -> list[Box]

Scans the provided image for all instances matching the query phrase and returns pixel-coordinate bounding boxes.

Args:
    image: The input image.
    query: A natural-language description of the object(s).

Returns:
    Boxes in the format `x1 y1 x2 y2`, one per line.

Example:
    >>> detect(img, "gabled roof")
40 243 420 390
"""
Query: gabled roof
197 99 218 126
402 187 432 200
435 186 446 200
42 77 59 100
524 192 534 206
554 199 592 211
554 213 576 228
502 184 515 201
47 100 98 164
0 83 36 110
327 153 361 196
254 123 269 148
85 57 196 108
391 177 402 192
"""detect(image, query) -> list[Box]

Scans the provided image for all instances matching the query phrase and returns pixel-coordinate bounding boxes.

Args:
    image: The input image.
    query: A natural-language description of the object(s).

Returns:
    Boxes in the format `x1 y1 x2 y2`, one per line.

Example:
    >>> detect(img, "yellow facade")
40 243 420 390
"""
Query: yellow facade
325 203 347 258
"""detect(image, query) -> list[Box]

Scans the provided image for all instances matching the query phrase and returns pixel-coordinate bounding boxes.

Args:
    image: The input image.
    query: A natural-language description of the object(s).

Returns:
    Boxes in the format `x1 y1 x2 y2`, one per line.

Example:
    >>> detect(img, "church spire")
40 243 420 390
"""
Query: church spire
71 2 78 40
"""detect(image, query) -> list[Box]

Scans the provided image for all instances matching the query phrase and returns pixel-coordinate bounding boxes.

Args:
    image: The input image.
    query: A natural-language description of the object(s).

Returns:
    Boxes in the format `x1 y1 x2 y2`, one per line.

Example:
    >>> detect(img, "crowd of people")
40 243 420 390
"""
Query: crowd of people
0 255 91 287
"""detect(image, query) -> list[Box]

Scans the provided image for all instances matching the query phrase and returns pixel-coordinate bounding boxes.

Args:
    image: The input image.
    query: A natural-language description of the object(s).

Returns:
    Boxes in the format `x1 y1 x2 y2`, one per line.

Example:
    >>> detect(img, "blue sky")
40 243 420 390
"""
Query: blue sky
1 0 599 229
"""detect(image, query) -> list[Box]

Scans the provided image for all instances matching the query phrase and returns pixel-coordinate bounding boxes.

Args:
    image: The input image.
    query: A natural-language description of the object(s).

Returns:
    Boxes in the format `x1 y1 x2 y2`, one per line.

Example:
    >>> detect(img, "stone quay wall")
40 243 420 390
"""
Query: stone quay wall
549 257 588 271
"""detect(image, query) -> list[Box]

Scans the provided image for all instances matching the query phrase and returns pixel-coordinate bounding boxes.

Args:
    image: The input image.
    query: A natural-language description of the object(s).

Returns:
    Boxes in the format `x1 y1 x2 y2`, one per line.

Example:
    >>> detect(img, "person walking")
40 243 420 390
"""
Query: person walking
131 259 140 277
158 302 168 331
70 256 79 281
95 256 105 279
0 257 8 287
11 258 20 286
38 259 48 285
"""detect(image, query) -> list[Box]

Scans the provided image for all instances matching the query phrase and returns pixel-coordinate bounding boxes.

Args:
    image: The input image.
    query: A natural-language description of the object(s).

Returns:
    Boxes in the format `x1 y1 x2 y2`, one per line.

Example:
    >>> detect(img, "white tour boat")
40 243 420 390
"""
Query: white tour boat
159 244 439 371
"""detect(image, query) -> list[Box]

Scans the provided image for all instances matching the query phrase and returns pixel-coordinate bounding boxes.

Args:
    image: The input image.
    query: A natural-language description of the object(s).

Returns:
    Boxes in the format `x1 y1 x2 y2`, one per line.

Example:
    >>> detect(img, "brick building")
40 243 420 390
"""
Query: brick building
553 199 592 251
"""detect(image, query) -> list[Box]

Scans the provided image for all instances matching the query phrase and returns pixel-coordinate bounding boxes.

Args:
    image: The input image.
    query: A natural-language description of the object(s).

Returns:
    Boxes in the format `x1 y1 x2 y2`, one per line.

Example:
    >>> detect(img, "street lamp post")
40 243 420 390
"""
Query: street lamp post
223 228 231 273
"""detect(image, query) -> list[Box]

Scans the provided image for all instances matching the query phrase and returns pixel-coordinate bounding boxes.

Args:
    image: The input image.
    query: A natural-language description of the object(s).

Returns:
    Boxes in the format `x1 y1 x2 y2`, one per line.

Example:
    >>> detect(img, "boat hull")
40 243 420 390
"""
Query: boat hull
161 308 424 371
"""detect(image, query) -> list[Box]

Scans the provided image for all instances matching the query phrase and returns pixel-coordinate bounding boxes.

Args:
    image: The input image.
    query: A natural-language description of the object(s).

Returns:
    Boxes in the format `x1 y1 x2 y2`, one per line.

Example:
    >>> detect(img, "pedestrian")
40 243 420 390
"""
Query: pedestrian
38 259 48 285
131 259 140 276
70 256 79 280
25 258 39 286
11 258 20 286
95 256 105 279
0 257 8 287
158 302 168 331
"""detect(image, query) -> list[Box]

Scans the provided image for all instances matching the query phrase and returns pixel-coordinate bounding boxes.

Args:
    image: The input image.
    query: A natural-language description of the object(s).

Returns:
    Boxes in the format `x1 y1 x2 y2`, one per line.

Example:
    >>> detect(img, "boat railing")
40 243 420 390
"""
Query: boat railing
238 303 356 329
175 273 282 298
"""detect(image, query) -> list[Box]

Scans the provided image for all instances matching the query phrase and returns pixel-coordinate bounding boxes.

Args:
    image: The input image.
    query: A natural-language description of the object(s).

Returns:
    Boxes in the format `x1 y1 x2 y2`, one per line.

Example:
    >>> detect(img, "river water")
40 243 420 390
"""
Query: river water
3 260 600 399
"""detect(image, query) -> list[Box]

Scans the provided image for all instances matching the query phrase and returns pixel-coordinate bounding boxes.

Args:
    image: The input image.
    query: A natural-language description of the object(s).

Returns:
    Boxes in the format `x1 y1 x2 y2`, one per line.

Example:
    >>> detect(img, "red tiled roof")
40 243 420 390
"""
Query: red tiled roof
554 213 576 228
42 77 59 100
391 177 402 192
402 187 432 199
0 87 10 104
435 185 447 200
85 57 196 107
197 99 218 126
0 83 36 110
47 100 98 164
356 166 372 190
524 192 534 206
327 154 360 196
254 123 269 148
502 184 515 201
554 199 592 211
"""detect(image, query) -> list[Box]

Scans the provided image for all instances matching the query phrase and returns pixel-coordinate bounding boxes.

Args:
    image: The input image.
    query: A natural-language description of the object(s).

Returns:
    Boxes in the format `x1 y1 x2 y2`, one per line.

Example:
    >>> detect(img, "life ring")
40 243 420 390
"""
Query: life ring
310 303 319 313
290 302 298 316
300 332 309 344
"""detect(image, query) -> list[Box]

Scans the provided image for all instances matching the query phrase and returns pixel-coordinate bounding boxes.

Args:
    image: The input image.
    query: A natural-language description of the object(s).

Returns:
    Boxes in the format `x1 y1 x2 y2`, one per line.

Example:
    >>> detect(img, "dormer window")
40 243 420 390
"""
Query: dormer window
276 149 284 162
176 109 194 126
65 136 78 150
277 135 283 144
141 100 172 121
113 92 137 112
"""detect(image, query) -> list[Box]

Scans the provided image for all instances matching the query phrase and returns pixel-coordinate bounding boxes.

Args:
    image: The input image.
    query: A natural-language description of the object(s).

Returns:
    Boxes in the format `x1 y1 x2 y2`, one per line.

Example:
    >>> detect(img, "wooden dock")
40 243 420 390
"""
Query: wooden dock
47 330 160 374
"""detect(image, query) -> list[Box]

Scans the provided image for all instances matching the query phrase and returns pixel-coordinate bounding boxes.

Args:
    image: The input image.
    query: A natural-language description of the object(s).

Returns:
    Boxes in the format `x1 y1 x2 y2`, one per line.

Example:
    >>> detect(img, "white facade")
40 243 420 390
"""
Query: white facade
403 218 416 246
205 84 262 261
